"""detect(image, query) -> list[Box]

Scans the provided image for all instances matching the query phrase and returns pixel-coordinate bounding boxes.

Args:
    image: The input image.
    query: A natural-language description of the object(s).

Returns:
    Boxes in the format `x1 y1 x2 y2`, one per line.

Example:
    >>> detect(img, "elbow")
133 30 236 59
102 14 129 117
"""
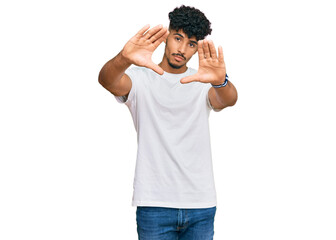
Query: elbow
219 91 238 110
226 90 239 107
98 69 111 89
226 86 238 107
230 92 238 107
98 69 105 86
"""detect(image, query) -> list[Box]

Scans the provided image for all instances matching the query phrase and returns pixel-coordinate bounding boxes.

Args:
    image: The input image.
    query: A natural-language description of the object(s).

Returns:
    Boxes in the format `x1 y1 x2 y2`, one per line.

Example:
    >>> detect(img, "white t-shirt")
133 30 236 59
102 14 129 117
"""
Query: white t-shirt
115 66 217 208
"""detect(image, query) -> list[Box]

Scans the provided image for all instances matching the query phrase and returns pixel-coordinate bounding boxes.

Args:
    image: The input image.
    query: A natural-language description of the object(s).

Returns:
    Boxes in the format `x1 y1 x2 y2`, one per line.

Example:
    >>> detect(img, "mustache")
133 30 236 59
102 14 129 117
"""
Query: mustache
172 53 186 60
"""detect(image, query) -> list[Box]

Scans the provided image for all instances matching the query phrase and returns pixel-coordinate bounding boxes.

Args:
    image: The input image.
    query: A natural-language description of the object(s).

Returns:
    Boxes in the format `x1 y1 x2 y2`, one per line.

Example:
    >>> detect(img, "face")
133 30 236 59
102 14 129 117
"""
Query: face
164 29 198 69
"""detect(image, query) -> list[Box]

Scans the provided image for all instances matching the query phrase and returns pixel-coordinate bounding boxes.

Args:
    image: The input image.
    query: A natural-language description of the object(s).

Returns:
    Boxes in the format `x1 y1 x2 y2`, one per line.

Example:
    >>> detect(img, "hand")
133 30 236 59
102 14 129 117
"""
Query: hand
180 39 226 85
121 24 169 75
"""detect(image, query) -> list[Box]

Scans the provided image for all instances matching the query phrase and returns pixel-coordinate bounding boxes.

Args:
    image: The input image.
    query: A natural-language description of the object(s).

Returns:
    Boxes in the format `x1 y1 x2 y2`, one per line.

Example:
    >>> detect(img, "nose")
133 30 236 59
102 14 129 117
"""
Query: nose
177 43 187 55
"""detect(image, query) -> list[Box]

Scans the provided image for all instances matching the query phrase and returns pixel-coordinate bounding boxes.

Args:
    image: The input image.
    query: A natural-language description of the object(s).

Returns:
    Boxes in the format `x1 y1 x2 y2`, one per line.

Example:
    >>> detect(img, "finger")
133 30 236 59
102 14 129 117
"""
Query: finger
198 40 205 61
149 27 168 43
218 45 224 63
152 30 169 48
136 24 150 37
143 24 163 39
146 61 164 75
208 40 217 59
180 74 199 84
203 39 211 59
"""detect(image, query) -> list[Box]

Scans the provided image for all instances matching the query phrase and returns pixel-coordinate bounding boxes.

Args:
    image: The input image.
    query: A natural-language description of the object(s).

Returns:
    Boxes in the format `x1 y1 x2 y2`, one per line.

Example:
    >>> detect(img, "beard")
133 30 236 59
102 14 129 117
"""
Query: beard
167 57 184 69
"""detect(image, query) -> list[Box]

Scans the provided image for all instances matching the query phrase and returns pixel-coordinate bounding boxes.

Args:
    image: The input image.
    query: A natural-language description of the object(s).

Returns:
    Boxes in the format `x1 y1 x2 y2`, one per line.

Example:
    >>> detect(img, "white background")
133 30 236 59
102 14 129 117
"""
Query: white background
1 0 335 239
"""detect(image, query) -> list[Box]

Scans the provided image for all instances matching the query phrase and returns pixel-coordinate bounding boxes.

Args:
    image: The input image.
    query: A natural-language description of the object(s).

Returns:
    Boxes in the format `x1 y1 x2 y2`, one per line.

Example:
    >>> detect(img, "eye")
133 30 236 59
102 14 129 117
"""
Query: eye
189 43 195 48
175 37 181 41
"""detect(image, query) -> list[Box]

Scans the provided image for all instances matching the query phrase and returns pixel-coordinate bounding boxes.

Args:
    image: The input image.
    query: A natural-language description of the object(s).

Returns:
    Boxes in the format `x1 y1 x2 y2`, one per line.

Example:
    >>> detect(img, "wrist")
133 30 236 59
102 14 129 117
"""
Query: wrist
118 50 132 67
211 74 229 88
212 80 225 85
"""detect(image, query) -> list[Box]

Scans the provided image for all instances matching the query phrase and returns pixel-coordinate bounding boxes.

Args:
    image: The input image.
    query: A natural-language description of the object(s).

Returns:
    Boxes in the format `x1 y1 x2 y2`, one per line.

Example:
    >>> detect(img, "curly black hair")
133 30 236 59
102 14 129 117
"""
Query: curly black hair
168 5 212 41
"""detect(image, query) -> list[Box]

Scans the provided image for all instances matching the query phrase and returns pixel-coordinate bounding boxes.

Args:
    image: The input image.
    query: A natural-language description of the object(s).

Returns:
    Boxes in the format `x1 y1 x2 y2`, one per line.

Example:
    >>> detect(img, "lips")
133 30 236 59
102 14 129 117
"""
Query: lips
173 54 185 62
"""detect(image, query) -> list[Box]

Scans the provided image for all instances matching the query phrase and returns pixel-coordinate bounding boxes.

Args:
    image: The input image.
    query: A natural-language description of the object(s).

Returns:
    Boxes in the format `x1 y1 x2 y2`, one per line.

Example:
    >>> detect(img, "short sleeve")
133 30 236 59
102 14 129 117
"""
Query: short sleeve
204 84 212 110
205 84 222 112
114 67 137 106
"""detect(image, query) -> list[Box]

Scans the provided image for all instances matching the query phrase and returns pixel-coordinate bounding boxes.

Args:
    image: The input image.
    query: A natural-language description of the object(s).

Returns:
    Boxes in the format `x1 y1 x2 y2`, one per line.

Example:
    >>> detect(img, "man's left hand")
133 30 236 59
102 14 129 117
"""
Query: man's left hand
180 39 226 85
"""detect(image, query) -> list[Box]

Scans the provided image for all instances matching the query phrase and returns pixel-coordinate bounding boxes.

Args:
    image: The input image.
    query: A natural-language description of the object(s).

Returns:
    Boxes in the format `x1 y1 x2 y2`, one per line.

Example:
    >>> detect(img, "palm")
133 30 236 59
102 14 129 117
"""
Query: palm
123 38 155 67
122 25 169 75
180 39 226 85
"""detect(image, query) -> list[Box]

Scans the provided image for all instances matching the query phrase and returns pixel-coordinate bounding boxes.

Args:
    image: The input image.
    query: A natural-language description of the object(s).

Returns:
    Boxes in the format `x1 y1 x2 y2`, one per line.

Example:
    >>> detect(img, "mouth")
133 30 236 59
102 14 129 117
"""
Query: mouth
172 54 185 62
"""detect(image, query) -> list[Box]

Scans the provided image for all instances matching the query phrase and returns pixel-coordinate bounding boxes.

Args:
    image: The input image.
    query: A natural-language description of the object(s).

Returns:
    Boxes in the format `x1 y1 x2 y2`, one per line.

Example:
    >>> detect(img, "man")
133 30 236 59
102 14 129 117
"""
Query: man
99 5 237 240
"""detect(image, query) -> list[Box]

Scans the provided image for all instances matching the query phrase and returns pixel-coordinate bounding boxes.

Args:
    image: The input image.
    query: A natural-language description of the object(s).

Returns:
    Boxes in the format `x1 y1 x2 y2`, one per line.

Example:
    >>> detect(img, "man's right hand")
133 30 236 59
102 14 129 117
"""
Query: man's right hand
121 24 169 75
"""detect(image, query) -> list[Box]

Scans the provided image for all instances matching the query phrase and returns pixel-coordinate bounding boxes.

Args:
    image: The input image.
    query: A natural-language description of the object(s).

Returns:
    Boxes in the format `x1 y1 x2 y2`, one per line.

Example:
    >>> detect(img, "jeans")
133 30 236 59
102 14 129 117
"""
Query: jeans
136 206 217 240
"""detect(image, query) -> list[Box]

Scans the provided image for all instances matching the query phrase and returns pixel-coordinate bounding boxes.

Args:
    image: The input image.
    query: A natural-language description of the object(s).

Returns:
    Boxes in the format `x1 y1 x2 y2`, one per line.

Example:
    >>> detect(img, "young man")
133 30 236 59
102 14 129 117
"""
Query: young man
99 5 237 240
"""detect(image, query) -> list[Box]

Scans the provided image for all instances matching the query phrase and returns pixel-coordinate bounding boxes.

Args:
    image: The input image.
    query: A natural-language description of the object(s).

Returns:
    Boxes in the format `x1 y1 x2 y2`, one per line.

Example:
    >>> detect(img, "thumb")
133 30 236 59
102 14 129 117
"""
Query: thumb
180 74 199 84
146 61 164 75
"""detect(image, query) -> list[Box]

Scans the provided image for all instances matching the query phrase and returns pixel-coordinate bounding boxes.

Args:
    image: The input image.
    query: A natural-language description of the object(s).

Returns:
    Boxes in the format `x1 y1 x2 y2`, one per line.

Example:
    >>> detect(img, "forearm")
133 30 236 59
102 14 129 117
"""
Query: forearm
98 51 131 88
213 80 238 107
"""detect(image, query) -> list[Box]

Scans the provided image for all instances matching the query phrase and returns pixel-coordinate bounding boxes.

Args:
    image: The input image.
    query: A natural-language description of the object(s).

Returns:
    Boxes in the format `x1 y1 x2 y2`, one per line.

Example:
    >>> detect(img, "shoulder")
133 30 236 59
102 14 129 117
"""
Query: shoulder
125 66 156 79
125 66 147 75
187 67 198 76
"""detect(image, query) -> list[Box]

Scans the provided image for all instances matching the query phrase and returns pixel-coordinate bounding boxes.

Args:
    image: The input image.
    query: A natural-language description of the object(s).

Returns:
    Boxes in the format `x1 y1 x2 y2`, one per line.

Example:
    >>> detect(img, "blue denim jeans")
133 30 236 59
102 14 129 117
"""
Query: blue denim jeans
136 206 217 240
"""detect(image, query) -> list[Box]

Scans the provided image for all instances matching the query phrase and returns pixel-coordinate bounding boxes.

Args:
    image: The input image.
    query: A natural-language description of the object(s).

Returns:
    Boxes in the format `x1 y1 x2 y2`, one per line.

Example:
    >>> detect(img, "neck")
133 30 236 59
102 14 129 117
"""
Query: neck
158 56 188 74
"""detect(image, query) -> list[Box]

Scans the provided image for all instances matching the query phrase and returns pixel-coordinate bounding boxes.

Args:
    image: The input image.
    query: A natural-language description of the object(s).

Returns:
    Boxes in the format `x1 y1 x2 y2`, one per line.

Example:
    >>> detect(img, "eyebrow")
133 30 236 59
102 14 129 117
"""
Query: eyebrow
174 33 198 45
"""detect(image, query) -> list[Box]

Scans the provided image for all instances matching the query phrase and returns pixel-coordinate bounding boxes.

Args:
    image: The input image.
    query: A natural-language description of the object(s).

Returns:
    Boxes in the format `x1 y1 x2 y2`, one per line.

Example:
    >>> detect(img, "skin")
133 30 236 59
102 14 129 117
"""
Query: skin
98 24 238 110
158 29 198 74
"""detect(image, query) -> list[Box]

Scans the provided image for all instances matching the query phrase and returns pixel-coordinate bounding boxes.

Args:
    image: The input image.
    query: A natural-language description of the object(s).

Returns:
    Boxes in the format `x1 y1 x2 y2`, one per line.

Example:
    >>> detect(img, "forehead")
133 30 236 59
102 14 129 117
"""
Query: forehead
170 29 197 41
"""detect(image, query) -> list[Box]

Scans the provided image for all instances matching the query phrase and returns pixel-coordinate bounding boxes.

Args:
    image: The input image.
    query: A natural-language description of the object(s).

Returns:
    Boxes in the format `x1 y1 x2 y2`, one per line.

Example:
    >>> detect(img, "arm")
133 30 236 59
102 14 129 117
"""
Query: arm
208 80 238 111
180 39 238 111
98 52 132 97
98 24 169 96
